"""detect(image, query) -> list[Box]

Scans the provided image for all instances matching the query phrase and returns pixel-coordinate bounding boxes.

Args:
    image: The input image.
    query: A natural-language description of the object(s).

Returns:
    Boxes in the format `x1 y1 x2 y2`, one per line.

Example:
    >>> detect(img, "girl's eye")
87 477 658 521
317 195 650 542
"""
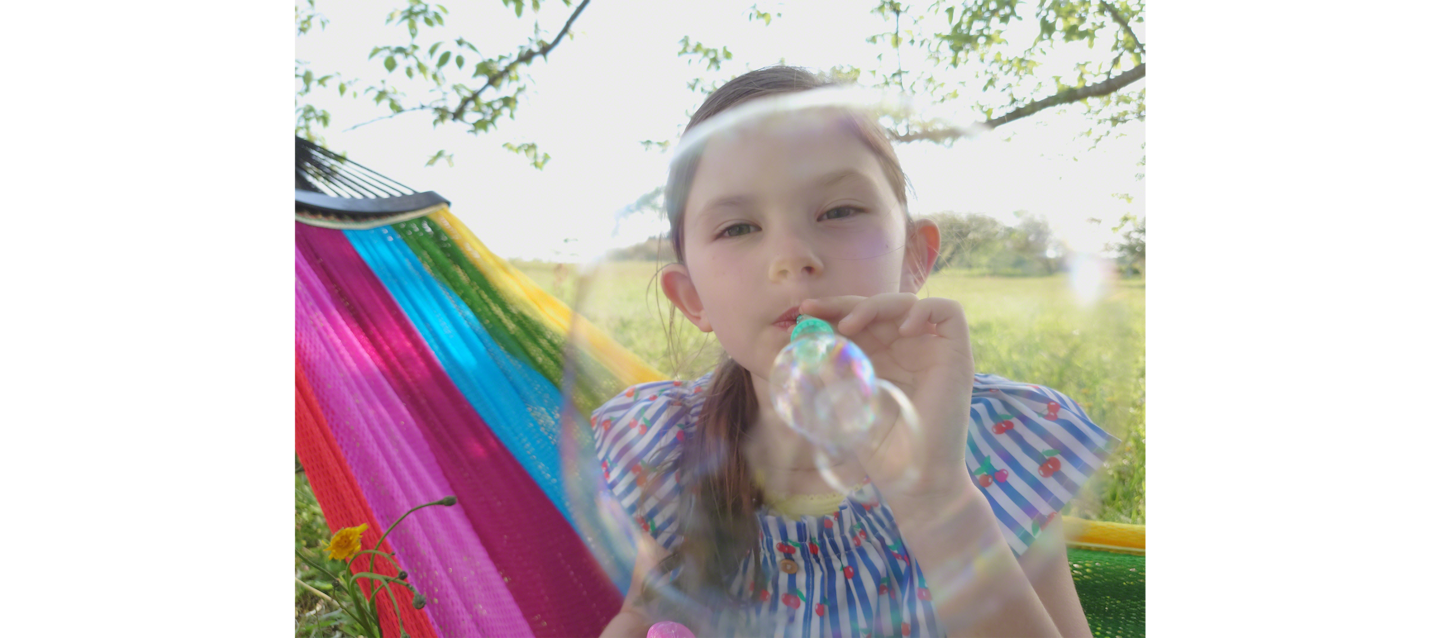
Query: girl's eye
820 206 862 221
719 223 758 238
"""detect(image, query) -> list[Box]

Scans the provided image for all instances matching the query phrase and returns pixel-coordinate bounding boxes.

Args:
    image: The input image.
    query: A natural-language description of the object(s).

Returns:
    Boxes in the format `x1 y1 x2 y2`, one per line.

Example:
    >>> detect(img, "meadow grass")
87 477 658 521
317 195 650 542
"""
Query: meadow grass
516 260 1146 524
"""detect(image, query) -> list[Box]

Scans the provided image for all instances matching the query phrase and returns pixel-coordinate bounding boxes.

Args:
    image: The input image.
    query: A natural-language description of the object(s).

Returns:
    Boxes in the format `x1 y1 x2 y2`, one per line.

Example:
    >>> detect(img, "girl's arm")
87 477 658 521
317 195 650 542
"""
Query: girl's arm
599 532 664 638
887 484 1063 637
1019 521 1094 637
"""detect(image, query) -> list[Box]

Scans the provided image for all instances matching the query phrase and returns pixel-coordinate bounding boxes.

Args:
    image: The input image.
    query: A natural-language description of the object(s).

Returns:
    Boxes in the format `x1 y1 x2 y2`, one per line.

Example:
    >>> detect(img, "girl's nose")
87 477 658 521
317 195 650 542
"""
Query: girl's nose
767 237 823 283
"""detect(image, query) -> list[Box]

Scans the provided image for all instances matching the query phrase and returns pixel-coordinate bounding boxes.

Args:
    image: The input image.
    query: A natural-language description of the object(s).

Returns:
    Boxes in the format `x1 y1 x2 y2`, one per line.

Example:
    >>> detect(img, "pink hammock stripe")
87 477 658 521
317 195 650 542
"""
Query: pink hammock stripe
297 245 533 636
297 224 621 637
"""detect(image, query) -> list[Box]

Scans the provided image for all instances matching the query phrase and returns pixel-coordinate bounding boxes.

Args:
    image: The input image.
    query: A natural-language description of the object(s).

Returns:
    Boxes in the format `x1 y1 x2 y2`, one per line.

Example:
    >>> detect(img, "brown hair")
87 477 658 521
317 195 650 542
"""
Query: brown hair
647 66 914 615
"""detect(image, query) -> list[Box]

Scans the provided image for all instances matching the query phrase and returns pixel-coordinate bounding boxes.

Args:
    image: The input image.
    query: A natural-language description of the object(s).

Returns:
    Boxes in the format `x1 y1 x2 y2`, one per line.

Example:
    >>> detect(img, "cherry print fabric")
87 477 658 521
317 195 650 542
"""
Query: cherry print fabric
592 373 1115 637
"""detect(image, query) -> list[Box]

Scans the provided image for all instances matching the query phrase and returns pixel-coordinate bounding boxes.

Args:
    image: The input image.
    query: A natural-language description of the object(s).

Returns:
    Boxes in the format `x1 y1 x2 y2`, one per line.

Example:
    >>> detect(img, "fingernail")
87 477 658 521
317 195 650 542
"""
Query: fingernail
648 621 696 638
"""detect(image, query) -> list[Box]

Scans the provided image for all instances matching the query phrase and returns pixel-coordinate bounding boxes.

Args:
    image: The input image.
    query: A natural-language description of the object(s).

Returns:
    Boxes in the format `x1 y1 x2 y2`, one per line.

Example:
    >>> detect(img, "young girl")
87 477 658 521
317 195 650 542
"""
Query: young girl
593 66 1115 637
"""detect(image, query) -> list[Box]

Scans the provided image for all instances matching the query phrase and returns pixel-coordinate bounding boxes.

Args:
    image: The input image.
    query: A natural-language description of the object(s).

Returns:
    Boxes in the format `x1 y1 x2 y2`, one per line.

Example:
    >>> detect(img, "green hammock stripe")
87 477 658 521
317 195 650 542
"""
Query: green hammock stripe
392 217 620 414
1067 547 1145 637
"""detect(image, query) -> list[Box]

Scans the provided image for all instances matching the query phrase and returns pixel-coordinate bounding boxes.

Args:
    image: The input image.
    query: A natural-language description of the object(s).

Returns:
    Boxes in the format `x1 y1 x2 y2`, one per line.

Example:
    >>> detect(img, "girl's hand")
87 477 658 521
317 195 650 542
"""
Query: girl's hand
799 293 975 498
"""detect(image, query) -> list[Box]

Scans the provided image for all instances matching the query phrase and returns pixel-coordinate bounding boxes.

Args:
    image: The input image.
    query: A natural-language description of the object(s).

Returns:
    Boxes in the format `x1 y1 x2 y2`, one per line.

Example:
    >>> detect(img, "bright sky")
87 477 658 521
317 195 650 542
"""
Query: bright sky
297 0 1145 261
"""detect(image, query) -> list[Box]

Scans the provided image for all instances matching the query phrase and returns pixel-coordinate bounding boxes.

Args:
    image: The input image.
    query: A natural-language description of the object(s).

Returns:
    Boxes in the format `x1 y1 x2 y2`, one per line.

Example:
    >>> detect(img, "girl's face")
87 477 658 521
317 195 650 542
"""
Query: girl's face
662 113 937 380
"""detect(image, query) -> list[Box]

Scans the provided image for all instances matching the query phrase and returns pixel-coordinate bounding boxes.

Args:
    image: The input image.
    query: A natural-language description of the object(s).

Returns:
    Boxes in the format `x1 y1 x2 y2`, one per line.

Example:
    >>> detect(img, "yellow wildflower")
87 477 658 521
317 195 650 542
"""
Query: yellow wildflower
324 523 368 561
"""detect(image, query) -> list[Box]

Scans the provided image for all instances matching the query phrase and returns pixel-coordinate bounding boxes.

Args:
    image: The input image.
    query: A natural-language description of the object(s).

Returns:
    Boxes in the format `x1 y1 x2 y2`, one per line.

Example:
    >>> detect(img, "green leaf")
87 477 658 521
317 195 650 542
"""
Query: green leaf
303 70 314 86
429 42 441 57
514 1 523 18
384 56 397 72
438 51 451 68
455 54 464 69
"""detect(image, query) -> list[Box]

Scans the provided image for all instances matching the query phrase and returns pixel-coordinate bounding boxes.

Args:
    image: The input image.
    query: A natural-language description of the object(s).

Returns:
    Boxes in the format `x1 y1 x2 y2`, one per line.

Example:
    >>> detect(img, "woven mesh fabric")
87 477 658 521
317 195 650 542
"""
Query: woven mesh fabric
348 218 637 583
297 223 621 637
430 209 664 387
392 217 623 414
1067 547 1145 637
297 245 533 636
295 356 438 638
344 225 577 528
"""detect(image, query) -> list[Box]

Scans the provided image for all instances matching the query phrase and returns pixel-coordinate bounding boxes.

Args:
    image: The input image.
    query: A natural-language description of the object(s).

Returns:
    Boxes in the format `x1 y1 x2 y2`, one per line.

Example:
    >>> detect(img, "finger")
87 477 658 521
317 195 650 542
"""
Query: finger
800 296 865 321
859 318 901 346
889 334 968 372
898 297 969 342
836 293 918 336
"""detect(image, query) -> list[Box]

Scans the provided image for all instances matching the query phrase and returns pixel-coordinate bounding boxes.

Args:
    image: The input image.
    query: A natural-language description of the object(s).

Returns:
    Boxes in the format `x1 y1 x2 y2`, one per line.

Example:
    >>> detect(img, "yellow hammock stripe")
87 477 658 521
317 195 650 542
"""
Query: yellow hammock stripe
1062 516 1145 555
429 207 665 387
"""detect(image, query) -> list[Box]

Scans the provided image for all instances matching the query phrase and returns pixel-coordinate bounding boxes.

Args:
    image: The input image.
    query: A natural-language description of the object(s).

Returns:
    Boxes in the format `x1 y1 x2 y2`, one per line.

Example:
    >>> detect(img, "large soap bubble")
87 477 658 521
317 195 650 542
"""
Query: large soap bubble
548 84 1128 634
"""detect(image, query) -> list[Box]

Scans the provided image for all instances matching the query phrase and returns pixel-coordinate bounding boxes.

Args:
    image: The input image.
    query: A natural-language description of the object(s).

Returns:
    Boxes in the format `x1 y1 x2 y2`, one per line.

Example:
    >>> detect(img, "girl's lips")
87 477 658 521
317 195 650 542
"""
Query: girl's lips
773 306 801 328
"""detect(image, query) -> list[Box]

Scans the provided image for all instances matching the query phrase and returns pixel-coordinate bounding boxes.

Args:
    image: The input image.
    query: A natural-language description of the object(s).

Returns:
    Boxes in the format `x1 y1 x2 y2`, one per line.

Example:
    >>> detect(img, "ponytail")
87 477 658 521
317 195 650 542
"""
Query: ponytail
641 355 765 620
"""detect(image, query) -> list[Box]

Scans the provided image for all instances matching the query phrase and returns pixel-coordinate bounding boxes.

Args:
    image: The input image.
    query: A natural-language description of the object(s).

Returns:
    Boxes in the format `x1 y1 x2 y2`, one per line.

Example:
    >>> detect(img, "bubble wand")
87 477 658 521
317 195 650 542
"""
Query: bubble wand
768 314 923 492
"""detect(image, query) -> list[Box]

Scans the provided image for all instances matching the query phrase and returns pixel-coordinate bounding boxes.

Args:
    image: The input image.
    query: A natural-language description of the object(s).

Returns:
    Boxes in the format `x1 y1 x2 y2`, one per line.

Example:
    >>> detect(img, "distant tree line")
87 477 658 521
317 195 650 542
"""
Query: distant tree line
928 211 1064 276
1108 213 1145 277
605 210 1144 279
606 236 677 262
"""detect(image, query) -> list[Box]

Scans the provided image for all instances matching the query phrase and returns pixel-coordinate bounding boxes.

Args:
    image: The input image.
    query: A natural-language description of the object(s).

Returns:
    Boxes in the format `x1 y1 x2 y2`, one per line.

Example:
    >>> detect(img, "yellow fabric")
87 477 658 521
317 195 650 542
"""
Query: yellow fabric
752 469 861 518
1062 516 1145 555
429 207 665 386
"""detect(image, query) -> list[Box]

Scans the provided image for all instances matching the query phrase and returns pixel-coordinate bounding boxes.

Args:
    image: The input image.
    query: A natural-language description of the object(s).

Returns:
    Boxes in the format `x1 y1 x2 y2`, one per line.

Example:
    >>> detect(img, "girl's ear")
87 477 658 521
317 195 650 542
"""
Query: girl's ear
660 263 713 332
901 218 941 293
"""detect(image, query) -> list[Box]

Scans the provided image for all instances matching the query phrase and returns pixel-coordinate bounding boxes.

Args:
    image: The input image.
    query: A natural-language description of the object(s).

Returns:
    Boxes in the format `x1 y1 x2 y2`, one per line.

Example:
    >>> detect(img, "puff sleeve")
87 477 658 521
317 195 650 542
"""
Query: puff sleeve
590 375 710 550
967 373 1119 556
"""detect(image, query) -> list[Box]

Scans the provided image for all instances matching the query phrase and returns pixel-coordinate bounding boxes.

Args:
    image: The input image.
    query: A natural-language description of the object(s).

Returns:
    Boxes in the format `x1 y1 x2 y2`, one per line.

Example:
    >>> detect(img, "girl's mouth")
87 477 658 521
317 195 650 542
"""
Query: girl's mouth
773 306 801 328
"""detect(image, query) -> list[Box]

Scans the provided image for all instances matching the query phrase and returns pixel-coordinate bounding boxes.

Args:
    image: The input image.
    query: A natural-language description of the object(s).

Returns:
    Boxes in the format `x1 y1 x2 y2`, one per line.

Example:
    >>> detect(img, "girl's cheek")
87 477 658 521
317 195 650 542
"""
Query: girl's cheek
827 225 898 262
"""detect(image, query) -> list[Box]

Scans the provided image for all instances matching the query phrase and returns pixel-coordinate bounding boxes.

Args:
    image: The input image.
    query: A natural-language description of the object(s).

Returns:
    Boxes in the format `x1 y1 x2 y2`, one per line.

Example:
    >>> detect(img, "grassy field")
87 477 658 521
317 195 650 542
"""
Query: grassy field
516 260 1146 525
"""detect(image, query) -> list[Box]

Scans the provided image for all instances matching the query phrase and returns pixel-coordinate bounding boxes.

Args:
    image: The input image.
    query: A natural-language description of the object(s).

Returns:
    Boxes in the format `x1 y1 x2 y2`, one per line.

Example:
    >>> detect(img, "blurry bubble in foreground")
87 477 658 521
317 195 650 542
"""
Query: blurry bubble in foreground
551 84 1098 622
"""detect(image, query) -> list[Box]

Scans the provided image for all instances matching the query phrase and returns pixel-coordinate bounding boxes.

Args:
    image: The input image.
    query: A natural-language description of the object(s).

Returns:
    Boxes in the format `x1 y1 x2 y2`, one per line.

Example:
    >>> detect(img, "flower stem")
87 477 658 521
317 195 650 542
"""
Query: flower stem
349 549 403 575
352 498 451 581
354 572 419 638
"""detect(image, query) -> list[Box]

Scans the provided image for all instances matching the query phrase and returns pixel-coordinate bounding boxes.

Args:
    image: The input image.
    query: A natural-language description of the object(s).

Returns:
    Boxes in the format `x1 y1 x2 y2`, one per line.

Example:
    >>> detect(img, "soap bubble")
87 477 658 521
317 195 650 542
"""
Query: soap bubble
547 82 1130 633
769 331 878 452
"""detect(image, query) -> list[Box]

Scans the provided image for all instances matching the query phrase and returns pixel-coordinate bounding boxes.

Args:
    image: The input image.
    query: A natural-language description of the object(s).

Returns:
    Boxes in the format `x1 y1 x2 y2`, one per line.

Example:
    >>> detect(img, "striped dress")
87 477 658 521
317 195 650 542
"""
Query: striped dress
591 372 1116 637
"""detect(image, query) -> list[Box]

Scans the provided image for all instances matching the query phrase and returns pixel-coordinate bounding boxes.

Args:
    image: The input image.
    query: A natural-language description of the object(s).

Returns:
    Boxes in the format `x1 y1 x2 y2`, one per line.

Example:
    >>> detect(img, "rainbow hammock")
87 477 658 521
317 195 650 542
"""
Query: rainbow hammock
294 138 1145 637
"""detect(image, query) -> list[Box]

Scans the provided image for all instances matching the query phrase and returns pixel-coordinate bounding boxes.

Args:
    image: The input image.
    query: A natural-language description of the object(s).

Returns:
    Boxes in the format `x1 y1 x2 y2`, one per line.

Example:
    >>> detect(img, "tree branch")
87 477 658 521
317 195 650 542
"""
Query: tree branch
1098 0 1144 55
342 104 440 132
890 62 1145 143
450 0 591 122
